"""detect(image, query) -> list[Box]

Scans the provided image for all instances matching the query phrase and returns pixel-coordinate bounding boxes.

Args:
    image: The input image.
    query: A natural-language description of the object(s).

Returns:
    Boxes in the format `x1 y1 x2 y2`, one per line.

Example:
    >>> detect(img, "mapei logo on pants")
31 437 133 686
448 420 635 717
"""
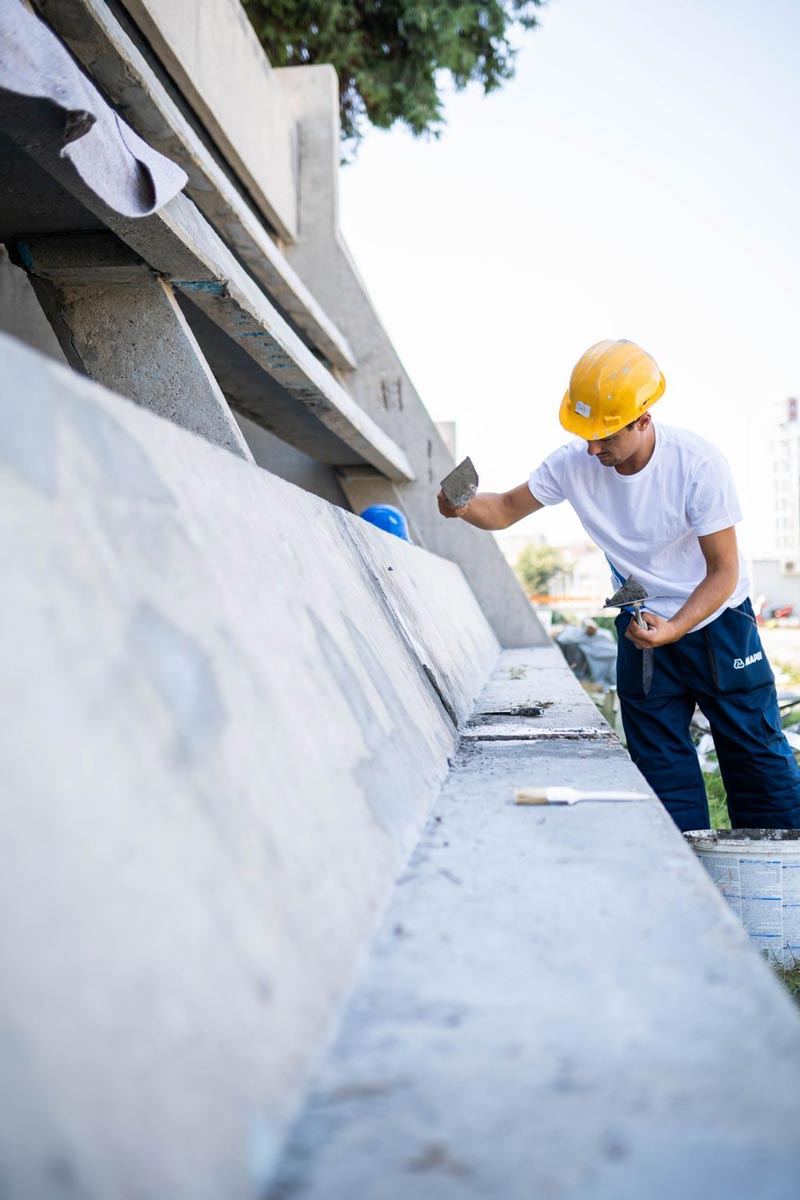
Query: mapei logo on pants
733 652 763 669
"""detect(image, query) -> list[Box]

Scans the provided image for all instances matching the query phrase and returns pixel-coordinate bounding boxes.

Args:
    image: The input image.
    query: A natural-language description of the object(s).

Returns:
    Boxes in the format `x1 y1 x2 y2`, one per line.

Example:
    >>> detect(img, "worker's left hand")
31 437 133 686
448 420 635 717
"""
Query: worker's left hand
624 611 681 649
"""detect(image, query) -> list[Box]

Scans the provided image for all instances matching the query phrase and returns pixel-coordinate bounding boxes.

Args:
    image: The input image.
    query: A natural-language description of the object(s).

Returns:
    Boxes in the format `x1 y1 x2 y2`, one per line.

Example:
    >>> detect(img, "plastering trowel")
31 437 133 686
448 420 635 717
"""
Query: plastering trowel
604 575 648 627
440 456 479 509
604 574 654 696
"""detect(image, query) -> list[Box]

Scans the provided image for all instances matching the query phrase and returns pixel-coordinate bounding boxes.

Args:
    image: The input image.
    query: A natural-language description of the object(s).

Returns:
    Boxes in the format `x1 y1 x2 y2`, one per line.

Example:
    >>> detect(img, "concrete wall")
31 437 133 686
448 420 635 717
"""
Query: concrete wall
0 331 499 1198
235 411 351 509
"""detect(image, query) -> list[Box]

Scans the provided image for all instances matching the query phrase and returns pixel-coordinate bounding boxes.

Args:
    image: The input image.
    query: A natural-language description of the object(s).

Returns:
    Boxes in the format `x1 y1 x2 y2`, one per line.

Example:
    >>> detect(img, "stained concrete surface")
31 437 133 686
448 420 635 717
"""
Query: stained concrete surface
270 647 800 1200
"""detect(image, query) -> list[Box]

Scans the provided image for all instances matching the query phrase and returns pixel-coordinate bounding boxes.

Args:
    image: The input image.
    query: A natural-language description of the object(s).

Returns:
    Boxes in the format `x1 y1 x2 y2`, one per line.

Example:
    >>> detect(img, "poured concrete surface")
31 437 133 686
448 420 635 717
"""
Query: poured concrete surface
270 648 800 1200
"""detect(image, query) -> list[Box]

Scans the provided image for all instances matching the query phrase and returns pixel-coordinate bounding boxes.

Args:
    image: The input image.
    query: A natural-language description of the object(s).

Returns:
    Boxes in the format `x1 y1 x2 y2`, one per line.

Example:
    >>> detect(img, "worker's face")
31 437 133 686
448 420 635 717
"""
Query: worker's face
585 418 646 467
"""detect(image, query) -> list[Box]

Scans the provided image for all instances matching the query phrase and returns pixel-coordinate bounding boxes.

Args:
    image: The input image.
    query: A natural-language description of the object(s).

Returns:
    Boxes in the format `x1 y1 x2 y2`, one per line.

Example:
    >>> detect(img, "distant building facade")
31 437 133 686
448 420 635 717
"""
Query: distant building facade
752 397 800 611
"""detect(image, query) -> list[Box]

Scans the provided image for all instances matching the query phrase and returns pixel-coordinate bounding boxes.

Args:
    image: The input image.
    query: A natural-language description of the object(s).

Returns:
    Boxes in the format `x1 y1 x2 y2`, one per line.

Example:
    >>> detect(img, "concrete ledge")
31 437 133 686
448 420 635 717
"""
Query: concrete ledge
270 647 800 1199
0 332 496 1197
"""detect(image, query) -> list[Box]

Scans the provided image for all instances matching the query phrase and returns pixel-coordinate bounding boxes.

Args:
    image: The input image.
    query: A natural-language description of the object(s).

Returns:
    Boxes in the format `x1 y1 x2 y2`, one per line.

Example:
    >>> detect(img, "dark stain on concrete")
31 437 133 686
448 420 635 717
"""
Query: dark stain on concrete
307 610 441 847
129 602 227 763
406 1142 472 1178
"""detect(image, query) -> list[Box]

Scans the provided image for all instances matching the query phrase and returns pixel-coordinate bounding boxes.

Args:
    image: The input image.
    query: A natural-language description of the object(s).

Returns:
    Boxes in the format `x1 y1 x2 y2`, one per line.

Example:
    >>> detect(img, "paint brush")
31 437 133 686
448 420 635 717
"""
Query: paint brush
514 786 648 805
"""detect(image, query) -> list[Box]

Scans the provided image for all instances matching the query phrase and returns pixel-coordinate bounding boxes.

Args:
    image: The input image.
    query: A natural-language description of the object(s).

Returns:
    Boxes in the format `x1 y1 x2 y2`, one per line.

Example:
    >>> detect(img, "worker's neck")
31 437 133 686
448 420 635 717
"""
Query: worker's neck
615 424 656 476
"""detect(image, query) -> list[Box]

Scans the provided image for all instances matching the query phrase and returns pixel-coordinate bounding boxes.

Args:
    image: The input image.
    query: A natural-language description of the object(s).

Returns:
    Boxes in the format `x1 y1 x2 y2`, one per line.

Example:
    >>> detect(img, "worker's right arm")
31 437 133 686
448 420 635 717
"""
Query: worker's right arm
437 482 543 530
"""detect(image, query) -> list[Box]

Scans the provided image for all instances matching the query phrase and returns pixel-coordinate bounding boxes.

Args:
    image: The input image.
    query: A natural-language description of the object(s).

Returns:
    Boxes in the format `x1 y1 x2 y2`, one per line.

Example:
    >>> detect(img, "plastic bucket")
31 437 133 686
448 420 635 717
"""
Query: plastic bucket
684 829 800 966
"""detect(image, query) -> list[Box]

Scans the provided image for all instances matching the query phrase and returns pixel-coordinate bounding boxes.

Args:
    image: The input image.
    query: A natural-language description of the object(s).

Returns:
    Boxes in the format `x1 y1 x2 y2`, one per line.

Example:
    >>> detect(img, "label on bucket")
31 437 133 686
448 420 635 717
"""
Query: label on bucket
700 851 800 963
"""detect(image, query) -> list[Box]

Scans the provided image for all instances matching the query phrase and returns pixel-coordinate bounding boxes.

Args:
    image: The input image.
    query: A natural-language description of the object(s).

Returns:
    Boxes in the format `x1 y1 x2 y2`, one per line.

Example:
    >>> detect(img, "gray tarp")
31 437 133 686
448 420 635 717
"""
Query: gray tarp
0 0 186 217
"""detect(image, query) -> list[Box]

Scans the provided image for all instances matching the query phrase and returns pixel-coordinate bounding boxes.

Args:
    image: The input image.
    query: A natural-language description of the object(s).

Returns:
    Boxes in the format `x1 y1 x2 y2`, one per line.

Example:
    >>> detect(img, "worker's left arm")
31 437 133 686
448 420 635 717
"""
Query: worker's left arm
625 527 739 649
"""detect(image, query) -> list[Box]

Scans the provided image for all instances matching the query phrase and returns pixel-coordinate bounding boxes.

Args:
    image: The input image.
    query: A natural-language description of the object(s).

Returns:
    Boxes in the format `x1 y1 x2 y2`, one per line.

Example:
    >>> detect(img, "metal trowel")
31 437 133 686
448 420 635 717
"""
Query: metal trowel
440 456 479 509
604 575 654 696
604 575 648 628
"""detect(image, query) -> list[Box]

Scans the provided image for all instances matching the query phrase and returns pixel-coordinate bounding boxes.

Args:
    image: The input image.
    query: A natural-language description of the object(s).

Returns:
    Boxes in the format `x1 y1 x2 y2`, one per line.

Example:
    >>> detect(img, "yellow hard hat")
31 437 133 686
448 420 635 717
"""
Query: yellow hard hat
559 340 666 440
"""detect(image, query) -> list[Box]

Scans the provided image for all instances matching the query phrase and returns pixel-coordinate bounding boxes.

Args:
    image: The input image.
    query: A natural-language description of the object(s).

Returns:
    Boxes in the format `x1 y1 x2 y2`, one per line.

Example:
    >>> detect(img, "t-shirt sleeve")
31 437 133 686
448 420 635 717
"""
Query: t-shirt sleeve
528 445 570 506
687 451 743 536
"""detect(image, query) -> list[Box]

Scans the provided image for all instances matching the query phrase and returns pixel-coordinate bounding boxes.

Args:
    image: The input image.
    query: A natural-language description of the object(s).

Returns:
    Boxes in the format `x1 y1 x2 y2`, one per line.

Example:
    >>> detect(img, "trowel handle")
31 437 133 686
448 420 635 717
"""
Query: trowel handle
633 604 647 629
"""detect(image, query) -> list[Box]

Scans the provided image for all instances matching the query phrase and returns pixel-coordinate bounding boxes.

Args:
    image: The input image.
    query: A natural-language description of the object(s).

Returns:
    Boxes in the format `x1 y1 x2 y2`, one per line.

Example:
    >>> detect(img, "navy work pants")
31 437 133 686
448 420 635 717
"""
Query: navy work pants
616 599 800 832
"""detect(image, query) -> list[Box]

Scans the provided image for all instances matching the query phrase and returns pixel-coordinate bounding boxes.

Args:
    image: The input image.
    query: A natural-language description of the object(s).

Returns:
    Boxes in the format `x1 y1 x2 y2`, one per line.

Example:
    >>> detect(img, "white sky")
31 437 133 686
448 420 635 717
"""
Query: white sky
339 0 800 559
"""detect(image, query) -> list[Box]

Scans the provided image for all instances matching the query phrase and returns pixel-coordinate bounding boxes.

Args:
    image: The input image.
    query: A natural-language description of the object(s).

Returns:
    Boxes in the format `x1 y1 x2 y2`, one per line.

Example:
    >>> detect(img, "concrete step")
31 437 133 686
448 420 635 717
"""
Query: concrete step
269 647 800 1200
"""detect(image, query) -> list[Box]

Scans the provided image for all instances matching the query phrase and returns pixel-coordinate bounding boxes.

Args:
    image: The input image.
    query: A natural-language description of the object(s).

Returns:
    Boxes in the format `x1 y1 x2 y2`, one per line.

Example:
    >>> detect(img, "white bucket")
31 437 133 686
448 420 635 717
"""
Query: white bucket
684 829 800 966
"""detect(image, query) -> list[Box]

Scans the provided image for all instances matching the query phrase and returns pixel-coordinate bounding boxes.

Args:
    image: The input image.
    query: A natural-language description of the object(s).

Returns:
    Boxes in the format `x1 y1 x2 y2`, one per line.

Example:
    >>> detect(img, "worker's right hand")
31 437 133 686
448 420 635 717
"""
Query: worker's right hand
437 489 471 519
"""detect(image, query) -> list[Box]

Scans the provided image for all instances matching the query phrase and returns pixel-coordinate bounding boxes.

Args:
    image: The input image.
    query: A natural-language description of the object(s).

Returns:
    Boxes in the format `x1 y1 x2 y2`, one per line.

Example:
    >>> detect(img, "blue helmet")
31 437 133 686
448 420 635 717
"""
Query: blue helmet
359 504 411 542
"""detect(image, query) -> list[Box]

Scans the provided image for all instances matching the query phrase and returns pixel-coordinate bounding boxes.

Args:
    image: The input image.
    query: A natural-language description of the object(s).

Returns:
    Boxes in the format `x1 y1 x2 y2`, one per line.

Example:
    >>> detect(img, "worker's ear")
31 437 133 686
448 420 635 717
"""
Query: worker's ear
636 413 652 432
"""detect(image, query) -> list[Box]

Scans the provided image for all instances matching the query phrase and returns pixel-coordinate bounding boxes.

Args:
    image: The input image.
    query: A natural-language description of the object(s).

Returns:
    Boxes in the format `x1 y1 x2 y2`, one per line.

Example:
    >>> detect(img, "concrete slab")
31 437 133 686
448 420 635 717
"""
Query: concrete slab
270 647 800 1200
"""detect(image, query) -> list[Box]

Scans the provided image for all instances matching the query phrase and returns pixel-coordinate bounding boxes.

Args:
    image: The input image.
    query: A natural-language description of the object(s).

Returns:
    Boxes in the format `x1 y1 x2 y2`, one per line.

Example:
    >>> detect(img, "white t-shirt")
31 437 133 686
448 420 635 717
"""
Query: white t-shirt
528 423 750 631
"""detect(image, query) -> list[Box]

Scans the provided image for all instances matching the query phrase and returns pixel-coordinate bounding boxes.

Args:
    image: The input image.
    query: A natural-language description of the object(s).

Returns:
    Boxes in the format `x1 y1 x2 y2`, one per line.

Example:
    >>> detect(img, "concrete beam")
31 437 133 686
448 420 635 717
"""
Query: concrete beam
22 233 253 460
30 0 357 373
0 98 413 480
113 193 414 480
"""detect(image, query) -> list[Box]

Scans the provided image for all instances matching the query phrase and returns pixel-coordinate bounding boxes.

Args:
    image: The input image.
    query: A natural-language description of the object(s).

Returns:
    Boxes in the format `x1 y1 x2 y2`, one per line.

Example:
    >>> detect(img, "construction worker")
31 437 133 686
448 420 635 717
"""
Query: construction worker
437 339 800 832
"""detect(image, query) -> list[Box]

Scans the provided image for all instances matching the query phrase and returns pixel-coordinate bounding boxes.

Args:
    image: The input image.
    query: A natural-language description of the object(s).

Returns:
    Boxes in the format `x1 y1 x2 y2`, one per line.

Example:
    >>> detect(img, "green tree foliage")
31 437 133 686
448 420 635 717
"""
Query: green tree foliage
242 1 546 151
514 542 566 595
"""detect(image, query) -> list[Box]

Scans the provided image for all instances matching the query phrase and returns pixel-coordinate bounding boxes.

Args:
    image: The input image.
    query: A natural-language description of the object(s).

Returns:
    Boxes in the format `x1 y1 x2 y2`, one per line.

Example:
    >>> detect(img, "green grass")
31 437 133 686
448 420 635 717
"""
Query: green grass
705 768 731 830
766 954 800 1011
775 963 800 1008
